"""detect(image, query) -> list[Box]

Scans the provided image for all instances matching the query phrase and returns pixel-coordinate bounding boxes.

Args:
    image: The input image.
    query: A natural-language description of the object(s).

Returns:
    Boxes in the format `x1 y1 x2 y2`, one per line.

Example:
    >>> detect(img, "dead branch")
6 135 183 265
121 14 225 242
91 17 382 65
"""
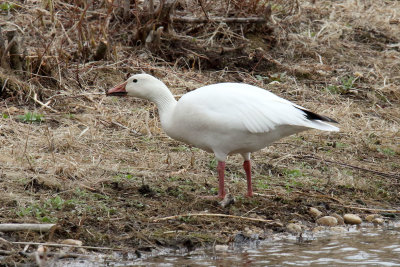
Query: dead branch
0 223 56 232
298 155 400 179
32 92 59 112
172 16 267 24
145 26 164 50
11 241 123 251
198 0 210 21
6 30 23 71
0 26 7 68
152 213 280 225
155 0 177 31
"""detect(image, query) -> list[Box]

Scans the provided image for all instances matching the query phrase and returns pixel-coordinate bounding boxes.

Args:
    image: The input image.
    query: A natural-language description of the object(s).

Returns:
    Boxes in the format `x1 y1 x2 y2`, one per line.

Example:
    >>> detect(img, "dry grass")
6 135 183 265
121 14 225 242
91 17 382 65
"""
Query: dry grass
0 0 400 262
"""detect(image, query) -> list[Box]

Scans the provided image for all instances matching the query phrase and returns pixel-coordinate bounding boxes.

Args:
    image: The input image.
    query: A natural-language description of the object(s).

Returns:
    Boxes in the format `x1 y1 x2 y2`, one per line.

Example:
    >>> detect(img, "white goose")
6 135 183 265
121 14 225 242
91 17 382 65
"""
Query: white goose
107 74 339 199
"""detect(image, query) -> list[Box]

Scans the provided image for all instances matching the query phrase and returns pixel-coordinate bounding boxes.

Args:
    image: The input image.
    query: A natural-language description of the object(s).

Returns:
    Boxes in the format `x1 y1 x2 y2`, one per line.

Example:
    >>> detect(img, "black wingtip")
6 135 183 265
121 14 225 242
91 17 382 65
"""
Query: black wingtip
296 107 339 124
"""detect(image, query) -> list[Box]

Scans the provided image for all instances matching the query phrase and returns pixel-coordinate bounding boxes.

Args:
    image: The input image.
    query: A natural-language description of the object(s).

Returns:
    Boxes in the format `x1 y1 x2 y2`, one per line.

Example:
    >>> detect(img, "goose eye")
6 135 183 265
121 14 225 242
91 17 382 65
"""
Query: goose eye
132 79 138 83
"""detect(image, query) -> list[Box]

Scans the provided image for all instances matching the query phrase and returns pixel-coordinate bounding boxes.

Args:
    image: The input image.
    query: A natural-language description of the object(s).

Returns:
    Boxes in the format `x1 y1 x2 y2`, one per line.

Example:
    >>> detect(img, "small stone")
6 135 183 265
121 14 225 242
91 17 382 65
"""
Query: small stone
331 226 346 233
286 223 302 234
343 214 362 225
316 216 338 227
309 207 322 218
215 245 229 251
245 227 253 235
372 218 384 225
312 226 325 233
331 213 344 225
365 214 379 222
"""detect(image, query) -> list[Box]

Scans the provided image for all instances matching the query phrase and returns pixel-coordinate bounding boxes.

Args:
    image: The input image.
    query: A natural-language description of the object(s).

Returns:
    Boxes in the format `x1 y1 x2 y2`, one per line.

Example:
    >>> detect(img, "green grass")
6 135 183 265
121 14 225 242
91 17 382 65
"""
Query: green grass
327 76 357 94
114 173 136 181
0 2 15 11
208 158 218 170
17 112 44 123
341 76 356 91
256 179 270 190
377 147 396 156
17 195 67 223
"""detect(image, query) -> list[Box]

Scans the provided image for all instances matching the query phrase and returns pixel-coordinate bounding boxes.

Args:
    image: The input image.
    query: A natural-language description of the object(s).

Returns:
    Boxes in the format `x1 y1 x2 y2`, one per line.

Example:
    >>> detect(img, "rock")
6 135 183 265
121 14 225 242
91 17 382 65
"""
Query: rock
365 214 379 222
331 213 344 225
286 223 302 234
343 214 362 225
309 207 322 218
331 226 346 233
312 226 326 233
372 218 384 225
215 245 229 251
316 216 338 227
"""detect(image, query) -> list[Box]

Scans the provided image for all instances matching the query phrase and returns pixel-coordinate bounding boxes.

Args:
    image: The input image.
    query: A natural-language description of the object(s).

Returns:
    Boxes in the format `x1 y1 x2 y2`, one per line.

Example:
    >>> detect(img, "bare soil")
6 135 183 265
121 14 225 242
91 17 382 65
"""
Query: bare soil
0 0 399 264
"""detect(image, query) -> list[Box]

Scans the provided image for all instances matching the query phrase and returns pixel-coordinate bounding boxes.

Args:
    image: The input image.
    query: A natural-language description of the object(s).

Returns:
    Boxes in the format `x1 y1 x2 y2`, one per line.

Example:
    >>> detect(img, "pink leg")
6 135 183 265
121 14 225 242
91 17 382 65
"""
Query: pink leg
243 160 253 197
217 161 226 199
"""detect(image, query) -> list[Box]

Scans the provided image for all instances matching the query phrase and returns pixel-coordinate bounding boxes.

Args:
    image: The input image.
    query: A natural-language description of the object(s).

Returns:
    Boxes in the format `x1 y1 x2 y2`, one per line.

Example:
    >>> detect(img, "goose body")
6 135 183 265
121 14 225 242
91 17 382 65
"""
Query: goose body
107 74 339 198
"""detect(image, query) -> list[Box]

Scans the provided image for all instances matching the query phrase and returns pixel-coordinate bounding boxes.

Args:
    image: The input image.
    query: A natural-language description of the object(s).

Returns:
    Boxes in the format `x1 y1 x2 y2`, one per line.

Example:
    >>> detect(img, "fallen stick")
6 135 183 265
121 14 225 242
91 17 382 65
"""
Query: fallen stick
11 241 123 251
298 155 400 179
32 93 58 113
0 249 12 255
331 204 400 214
0 224 56 232
152 213 278 224
172 16 266 24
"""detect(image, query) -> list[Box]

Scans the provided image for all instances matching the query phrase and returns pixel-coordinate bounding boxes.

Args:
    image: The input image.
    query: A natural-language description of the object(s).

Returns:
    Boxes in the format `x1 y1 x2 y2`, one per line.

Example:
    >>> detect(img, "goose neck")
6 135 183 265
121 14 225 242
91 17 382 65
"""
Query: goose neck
152 91 177 127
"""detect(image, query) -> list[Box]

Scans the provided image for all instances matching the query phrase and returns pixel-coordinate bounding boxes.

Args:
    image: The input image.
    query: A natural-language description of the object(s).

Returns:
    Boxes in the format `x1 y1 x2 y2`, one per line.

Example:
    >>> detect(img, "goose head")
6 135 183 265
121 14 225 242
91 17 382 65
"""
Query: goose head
106 73 169 101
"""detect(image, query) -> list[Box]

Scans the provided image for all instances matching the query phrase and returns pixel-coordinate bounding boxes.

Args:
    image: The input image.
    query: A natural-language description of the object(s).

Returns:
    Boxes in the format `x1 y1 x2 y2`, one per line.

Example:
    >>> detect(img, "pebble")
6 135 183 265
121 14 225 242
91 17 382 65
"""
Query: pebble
343 214 362 225
312 226 326 233
309 207 322 218
286 223 302 234
215 245 229 251
372 218 384 225
331 213 344 225
365 214 379 222
331 226 346 233
316 216 338 227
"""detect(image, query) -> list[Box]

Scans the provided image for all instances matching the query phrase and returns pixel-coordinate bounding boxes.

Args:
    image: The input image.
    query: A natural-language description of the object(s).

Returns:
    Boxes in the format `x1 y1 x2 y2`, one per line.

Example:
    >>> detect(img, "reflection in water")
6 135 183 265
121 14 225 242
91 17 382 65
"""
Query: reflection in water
133 226 400 266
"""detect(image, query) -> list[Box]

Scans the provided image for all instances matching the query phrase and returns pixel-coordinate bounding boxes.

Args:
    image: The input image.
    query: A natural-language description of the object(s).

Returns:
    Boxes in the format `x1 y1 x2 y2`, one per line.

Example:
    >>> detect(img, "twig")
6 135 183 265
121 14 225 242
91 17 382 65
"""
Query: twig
79 183 97 192
172 16 266 23
0 250 13 255
99 119 140 136
11 241 123 251
198 0 210 21
298 155 400 179
32 93 58 113
152 213 277 224
6 30 22 71
293 190 344 204
330 204 400 214
0 224 56 232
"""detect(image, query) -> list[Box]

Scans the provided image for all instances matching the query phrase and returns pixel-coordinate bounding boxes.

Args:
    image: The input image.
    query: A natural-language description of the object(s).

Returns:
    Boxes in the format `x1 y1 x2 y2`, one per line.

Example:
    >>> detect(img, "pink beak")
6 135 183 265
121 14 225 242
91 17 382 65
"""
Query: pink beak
106 81 128 96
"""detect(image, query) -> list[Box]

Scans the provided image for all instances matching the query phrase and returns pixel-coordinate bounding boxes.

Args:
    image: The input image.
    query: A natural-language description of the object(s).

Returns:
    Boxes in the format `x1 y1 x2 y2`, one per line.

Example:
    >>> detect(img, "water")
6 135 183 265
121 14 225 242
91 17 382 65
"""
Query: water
132 226 400 266
52 225 400 266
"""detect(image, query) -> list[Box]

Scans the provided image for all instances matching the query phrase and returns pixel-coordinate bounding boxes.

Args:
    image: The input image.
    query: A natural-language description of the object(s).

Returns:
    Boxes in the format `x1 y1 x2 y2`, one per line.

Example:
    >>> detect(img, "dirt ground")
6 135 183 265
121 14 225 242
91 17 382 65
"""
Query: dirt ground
0 0 400 264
